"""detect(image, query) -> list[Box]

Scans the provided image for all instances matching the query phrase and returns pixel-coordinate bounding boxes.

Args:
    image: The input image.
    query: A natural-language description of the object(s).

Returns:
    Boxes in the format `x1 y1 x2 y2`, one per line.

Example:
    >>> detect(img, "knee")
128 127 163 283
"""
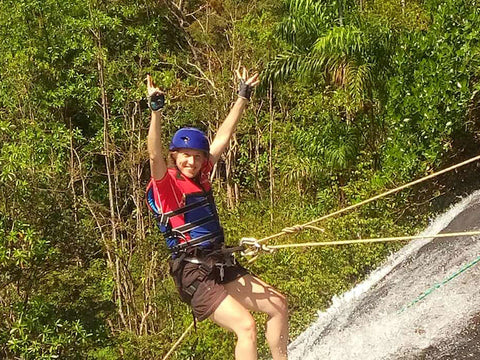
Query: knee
236 314 257 340
271 293 288 318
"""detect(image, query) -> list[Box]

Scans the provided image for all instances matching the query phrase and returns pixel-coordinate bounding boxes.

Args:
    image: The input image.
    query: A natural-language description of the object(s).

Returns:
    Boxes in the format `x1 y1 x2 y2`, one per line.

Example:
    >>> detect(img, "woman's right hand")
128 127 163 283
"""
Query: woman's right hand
146 74 168 180
146 74 165 111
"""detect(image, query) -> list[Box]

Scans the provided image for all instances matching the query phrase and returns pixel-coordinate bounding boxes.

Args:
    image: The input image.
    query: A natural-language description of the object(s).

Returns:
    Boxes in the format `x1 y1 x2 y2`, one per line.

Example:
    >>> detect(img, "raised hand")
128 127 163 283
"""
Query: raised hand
146 74 165 111
236 66 260 100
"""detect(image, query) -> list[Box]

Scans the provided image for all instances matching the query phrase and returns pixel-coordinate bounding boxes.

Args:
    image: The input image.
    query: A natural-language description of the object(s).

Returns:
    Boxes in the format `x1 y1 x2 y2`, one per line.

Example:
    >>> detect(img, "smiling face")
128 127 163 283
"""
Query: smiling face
172 148 208 179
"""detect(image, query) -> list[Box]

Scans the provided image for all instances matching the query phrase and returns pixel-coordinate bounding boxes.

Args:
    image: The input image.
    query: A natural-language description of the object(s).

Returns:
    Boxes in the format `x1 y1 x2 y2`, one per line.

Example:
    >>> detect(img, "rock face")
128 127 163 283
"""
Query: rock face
289 191 480 360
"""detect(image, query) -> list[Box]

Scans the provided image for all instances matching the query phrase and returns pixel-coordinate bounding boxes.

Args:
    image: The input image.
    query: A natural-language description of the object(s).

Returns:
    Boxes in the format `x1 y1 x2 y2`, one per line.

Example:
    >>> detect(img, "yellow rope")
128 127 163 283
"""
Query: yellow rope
282 224 325 233
266 230 480 250
161 322 195 360
256 153 480 244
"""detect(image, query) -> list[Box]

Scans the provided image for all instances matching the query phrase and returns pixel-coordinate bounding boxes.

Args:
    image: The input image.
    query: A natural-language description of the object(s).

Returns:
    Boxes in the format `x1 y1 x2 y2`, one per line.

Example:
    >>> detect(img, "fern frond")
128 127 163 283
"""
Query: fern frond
261 52 305 88
279 0 330 48
312 25 365 58
324 129 359 170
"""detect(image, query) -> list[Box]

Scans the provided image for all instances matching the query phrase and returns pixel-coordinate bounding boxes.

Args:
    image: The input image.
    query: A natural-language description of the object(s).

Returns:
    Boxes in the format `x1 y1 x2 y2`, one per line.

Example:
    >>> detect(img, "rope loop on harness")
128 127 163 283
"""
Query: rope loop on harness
239 237 275 256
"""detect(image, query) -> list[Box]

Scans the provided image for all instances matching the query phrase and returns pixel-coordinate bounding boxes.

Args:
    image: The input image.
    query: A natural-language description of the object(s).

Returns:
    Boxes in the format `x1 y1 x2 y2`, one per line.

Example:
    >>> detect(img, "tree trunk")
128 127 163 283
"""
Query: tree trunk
254 101 264 198
94 27 129 331
68 117 79 224
338 0 344 26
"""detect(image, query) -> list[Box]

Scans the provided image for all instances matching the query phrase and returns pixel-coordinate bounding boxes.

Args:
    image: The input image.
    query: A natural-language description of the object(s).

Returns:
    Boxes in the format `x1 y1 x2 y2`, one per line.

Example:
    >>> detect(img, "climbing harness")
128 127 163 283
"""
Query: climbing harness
169 251 211 301
168 245 246 334
170 245 246 300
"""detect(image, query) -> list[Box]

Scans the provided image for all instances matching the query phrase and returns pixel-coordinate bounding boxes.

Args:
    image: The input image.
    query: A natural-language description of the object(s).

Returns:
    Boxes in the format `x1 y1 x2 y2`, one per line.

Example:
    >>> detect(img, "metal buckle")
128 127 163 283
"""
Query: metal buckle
184 257 203 264
239 237 273 256
215 263 225 281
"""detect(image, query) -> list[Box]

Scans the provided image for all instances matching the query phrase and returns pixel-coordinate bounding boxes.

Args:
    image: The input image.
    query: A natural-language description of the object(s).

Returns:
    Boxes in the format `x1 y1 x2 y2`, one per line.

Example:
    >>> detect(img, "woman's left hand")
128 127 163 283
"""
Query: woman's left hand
236 66 260 100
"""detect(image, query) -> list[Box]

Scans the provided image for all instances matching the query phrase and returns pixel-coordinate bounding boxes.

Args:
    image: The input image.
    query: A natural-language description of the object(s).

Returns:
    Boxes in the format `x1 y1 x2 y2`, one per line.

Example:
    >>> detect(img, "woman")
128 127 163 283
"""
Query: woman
145 68 289 360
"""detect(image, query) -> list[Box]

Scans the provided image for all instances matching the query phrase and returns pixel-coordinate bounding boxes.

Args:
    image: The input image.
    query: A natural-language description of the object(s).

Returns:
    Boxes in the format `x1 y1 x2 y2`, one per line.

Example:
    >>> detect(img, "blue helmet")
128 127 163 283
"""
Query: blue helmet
169 127 210 153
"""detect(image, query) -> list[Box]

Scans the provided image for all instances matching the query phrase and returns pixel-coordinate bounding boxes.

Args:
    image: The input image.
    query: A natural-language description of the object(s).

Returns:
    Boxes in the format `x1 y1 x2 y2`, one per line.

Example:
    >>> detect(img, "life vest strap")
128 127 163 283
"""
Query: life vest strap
171 230 224 253
173 215 216 233
163 197 211 218
162 215 219 246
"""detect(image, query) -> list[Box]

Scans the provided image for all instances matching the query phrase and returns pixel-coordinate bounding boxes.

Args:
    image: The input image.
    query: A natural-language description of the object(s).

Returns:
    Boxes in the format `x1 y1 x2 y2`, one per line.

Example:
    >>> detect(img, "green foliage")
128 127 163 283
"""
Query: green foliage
0 222 54 271
1 0 480 358
264 0 395 111
7 304 92 360
0 222 107 359
383 0 480 178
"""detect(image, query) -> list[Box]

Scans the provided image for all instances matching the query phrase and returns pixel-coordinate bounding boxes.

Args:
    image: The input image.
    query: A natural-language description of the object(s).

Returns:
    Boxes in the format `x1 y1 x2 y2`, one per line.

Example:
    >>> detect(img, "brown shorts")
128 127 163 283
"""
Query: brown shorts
170 255 249 321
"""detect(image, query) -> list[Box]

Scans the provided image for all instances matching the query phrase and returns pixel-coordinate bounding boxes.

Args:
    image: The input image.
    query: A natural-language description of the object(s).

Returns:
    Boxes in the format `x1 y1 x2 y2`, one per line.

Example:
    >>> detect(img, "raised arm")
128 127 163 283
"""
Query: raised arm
209 67 259 165
146 74 168 180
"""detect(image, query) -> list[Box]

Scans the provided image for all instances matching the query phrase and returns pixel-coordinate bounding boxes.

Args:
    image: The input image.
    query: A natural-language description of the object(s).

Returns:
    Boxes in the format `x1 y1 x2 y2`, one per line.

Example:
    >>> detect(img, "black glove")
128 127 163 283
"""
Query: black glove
148 91 165 111
238 80 253 100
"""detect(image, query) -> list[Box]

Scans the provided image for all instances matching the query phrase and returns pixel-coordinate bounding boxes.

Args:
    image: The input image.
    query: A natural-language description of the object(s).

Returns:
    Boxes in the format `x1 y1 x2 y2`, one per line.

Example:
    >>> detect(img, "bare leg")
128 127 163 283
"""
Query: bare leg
224 275 289 360
209 294 257 360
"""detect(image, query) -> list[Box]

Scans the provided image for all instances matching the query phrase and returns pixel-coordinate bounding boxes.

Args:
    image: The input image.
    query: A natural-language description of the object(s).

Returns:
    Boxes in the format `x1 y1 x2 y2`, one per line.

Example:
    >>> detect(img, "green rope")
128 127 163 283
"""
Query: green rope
398 253 480 314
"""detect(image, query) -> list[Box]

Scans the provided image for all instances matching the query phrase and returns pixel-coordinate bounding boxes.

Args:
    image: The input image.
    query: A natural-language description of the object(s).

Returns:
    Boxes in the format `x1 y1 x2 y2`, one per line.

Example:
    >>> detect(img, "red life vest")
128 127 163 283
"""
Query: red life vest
146 167 224 253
